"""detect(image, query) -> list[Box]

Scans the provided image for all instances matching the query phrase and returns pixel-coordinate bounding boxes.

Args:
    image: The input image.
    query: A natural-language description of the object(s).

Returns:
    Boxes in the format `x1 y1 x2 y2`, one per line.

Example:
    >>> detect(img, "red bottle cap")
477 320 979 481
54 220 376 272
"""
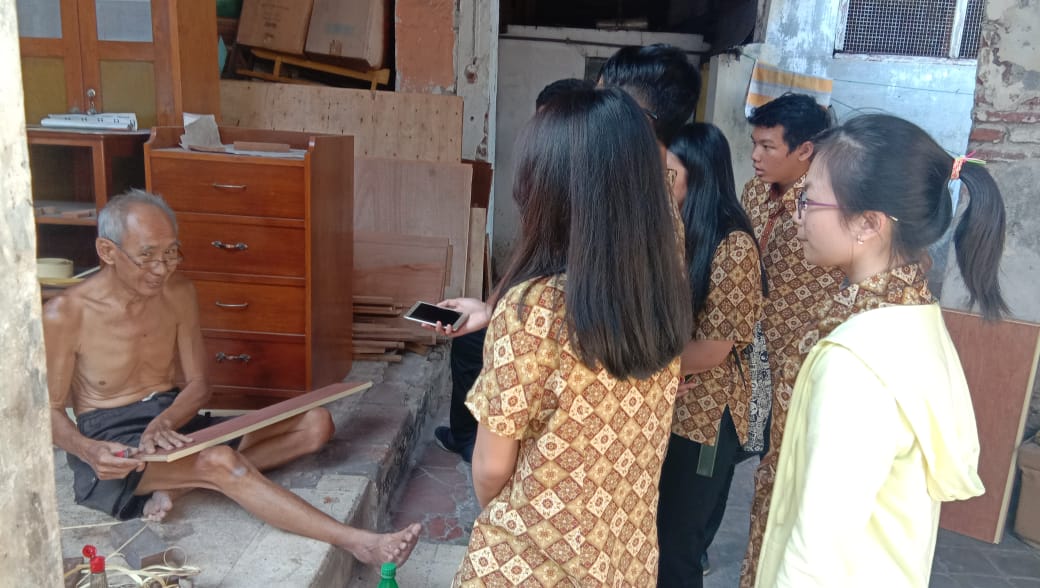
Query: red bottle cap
82 545 97 559
90 556 106 574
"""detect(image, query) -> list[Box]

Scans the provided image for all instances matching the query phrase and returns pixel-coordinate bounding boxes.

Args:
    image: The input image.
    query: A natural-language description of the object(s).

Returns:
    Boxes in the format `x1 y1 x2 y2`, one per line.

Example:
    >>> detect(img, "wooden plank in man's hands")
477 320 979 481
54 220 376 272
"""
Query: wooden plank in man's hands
138 381 372 462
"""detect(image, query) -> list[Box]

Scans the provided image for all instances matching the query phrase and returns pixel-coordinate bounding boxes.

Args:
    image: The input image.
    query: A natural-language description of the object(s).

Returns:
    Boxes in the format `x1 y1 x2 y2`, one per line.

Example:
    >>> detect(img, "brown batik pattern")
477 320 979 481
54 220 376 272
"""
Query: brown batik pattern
455 275 681 587
741 261 934 587
672 231 764 447
738 176 844 588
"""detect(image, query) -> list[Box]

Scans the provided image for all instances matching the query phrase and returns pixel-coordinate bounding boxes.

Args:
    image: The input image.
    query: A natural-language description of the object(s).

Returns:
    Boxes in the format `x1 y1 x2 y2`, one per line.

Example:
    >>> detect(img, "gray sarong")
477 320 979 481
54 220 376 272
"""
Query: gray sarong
67 389 228 520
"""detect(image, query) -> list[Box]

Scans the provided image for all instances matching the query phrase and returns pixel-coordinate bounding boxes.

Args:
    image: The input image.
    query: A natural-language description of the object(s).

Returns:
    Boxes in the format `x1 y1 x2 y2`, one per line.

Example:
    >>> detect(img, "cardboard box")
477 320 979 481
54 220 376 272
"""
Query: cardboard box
305 0 388 69
237 0 314 55
1015 439 1040 547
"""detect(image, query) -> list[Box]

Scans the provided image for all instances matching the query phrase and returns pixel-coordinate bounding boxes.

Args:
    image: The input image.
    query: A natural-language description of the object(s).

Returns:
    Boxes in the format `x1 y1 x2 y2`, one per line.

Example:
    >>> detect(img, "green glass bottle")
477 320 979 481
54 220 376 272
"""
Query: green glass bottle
377 562 399 588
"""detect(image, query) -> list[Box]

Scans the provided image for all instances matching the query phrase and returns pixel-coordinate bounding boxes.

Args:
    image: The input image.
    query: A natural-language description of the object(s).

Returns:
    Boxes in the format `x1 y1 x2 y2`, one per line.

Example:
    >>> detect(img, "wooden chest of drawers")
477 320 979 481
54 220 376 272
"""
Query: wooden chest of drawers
145 127 354 409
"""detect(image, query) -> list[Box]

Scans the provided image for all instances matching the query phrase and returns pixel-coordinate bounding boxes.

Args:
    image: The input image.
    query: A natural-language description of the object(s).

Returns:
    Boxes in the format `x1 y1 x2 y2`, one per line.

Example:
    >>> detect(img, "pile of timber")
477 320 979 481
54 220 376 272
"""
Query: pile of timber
352 295 440 362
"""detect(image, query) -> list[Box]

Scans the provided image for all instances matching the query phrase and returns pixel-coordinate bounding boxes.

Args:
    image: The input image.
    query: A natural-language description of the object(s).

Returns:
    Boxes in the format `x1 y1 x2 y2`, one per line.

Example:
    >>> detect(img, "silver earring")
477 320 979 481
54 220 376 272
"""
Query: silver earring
856 235 864 245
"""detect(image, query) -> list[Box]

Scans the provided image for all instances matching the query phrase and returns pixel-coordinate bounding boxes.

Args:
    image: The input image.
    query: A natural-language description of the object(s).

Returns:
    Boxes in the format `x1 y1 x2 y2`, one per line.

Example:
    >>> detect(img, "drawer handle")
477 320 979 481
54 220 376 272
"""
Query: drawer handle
212 183 247 191
211 240 249 251
215 352 251 364
215 301 250 309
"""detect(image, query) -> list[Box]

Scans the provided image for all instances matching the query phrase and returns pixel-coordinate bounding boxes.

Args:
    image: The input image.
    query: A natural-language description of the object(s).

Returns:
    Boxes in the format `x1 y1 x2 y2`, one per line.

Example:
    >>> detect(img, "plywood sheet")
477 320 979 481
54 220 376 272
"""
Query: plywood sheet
139 381 371 462
939 309 1040 542
354 230 449 305
354 157 472 298
465 207 487 299
220 80 462 162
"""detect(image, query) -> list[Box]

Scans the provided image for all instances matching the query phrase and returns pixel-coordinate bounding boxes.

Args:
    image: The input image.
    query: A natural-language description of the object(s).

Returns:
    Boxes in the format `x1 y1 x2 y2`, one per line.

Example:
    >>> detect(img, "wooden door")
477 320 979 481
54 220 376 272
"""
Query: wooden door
77 0 161 127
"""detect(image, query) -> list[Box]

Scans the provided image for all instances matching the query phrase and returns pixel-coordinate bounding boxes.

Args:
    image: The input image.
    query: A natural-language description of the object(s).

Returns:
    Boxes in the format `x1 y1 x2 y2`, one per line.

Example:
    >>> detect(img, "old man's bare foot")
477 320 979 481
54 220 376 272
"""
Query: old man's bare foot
142 491 173 522
347 523 422 567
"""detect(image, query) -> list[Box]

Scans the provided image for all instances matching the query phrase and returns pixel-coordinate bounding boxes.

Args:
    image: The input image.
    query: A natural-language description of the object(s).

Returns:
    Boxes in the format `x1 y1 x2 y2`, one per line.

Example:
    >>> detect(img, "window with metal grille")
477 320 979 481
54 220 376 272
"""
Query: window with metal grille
836 0 986 59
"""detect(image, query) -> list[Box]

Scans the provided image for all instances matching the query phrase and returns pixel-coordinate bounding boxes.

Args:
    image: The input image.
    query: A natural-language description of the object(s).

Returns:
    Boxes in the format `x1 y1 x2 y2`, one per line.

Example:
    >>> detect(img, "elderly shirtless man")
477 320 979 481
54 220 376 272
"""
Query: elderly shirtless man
45 189 419 567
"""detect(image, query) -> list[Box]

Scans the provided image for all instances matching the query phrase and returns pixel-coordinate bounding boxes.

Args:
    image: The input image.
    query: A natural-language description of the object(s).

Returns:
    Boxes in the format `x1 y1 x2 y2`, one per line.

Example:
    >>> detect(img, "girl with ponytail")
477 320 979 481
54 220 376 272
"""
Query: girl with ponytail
754 114 1004 587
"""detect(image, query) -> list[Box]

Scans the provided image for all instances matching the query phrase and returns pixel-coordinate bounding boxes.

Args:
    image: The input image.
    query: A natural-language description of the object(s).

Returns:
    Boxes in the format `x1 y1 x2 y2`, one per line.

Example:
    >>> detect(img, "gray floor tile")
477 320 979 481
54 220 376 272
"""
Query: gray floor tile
931 574 962 588
939 547 1002 575
985 549 1040 579
950 574 1016 587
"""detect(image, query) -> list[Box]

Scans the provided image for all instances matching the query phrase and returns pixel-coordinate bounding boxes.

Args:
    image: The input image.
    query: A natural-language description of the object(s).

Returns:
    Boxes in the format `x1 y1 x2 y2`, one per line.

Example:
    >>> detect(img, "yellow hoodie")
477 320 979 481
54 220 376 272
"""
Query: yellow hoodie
755 303 984 588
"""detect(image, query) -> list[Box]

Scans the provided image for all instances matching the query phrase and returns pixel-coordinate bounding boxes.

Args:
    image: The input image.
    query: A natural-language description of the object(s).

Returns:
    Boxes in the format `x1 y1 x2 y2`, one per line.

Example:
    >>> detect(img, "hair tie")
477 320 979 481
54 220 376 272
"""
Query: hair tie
951 151 986 180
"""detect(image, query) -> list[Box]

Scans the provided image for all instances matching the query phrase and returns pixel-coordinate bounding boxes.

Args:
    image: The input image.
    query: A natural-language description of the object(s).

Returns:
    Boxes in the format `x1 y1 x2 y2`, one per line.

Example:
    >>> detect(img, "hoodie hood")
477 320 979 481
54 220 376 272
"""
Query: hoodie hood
824 304 984 502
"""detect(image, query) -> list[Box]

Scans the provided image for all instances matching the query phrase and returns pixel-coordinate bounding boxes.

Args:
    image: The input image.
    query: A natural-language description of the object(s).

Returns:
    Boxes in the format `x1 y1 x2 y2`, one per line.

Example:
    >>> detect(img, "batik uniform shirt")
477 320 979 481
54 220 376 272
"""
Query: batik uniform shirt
739 175 844 429
803 262 935 346
739 175 844 588
671 231 764 446
454 275 681 587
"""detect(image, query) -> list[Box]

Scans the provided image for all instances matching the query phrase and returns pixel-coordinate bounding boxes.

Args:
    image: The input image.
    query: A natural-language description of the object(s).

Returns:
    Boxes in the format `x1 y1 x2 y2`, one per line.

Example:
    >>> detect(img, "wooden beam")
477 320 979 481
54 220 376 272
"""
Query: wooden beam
139 381 371 462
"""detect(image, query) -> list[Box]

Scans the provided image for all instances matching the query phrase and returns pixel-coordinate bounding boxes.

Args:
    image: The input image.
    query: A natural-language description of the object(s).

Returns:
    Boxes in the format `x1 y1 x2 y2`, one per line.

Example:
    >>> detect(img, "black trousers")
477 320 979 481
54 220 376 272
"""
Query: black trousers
445 328 487 447
657 408 740 588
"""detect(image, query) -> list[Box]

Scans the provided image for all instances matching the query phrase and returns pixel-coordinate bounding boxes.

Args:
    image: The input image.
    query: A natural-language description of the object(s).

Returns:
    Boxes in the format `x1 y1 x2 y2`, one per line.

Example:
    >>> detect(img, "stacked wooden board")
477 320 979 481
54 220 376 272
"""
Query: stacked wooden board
221 81 490 362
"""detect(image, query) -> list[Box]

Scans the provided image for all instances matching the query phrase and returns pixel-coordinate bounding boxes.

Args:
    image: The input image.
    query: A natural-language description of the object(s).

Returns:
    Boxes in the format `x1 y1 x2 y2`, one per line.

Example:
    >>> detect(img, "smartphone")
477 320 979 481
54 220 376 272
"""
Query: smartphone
403 301 468 330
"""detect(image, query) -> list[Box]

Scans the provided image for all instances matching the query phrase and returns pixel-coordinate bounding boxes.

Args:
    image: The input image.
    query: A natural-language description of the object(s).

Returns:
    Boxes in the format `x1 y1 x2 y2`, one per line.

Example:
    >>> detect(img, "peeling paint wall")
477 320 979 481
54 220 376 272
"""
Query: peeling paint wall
758 0 977 150
940 0 1040 437
454 0 499 163
0 0 64 583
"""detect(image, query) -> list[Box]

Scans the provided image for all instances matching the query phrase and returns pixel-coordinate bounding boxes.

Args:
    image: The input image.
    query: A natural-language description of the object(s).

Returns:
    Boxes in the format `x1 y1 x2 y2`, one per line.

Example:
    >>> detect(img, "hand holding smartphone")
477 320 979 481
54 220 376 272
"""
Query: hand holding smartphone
403 301 468 330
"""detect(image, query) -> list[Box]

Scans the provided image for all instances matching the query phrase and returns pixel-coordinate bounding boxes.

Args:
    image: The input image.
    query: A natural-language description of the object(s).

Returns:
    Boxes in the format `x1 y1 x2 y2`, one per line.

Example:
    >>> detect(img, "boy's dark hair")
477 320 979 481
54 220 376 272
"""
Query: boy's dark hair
747 93 830 152
599 44 701 145
536 78 594 110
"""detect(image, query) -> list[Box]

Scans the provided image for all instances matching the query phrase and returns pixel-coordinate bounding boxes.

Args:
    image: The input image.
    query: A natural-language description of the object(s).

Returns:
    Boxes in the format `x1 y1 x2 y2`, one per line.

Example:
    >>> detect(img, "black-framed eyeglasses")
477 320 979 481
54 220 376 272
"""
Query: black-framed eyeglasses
796 190 841 220
642 107 659 121
105 238 183 273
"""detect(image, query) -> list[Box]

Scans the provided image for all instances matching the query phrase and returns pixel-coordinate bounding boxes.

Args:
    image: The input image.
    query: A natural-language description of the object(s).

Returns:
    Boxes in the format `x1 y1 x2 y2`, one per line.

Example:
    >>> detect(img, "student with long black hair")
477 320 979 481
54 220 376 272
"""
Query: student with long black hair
755 114 1003 586
452 86 692 586
657 123 767 587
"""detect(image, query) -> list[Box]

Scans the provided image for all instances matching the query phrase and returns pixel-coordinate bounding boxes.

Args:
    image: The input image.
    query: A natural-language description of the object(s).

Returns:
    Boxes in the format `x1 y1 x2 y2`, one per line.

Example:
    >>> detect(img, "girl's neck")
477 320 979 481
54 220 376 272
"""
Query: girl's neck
842 253 911 286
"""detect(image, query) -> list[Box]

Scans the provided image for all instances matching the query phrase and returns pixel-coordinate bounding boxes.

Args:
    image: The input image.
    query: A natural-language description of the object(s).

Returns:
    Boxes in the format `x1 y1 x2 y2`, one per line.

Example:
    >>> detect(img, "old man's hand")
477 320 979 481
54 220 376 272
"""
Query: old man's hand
86 441 145 478
139 417 193 454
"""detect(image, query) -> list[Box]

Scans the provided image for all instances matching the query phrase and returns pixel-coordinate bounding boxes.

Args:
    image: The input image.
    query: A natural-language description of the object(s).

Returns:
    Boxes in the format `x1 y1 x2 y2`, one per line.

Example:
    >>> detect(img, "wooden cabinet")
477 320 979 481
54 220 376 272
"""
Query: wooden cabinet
145 127 355 409
17 0 219 128
28 127 149 272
